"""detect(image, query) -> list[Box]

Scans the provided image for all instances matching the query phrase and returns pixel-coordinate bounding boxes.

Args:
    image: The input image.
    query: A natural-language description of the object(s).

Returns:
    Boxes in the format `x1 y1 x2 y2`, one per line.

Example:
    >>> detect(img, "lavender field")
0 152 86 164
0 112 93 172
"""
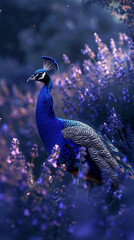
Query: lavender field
0 1 134 240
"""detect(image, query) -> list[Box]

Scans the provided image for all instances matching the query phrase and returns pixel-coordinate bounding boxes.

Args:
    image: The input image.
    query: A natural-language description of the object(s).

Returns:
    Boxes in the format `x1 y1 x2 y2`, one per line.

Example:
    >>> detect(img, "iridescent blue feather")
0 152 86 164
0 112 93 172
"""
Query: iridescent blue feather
103 137 134 180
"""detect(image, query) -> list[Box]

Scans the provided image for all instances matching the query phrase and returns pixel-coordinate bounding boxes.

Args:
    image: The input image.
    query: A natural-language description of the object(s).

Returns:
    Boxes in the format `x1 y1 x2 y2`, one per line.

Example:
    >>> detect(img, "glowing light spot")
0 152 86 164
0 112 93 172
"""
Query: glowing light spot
116 156 120 160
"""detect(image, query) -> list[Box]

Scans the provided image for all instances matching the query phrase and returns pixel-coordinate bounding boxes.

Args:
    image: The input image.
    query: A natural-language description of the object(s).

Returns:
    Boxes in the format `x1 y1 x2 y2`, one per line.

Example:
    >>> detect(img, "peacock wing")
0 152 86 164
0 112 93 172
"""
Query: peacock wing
62 125 120 187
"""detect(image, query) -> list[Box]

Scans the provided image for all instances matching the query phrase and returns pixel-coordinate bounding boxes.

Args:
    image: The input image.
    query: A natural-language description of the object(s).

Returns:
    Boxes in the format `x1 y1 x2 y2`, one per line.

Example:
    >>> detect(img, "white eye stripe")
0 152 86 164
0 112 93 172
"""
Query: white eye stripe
36 72 46 80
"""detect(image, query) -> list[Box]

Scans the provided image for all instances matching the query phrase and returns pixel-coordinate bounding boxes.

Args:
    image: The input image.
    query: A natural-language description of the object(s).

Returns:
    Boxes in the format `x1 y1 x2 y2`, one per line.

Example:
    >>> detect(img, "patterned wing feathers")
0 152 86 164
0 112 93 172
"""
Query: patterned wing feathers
62 125 119 187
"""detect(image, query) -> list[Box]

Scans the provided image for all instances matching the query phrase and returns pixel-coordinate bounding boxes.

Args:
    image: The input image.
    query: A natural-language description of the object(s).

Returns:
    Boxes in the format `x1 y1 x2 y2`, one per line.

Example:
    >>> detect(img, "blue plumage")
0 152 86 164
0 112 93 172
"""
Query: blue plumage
27 57 134 187
35 84 81 171
34 69 46 74
42 56 59 72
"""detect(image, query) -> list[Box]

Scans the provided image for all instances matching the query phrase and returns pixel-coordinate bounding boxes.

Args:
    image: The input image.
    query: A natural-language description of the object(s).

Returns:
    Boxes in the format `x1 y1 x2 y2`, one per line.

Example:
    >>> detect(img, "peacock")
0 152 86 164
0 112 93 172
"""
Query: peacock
27 56 134 189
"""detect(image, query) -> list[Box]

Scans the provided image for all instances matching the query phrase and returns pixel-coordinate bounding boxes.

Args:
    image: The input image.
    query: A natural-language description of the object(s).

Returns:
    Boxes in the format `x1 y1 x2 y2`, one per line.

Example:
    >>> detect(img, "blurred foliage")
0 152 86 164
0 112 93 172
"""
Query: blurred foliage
0 137 134 240
54 33 134 134
0 0 127 67
84 0 134 37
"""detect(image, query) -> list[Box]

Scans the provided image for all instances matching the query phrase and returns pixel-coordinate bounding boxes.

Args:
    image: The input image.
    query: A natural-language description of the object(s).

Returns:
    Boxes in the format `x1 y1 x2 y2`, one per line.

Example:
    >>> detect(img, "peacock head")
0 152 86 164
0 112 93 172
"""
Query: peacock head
27 68 49 83
27 56 59 88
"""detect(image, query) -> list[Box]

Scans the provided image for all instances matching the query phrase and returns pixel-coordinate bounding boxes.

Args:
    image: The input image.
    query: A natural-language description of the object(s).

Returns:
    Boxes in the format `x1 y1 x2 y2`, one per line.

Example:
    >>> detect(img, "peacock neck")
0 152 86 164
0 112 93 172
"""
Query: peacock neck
36 84 55 121
45 77 53 91
36 84 63 153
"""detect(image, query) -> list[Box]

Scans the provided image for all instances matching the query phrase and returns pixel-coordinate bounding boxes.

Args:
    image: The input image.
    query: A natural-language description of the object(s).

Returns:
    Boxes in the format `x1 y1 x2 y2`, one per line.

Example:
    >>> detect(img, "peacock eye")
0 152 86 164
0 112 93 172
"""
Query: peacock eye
35 72 42 79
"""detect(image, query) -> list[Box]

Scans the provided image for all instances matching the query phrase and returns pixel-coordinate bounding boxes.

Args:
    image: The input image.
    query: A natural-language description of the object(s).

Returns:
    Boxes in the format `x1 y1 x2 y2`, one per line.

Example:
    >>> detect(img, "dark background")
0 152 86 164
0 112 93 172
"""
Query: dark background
0 0 128 73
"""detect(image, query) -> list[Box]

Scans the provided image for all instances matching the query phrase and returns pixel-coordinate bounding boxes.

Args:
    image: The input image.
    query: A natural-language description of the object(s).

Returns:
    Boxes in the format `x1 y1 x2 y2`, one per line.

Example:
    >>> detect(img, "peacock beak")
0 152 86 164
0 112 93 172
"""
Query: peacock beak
26 75 36 82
